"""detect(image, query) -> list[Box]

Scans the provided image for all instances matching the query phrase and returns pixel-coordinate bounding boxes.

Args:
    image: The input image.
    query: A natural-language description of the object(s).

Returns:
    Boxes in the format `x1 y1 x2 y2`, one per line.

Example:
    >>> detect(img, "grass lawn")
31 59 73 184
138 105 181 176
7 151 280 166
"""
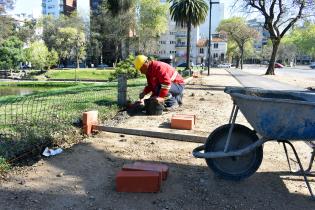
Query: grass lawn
45 69 114 80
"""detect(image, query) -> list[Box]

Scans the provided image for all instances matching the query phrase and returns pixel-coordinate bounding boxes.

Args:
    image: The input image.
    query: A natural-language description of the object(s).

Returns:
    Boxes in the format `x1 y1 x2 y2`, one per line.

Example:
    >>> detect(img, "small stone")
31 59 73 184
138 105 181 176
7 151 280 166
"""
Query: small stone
119 139 127 142
150 142 155 145
120 135 125 137
199 98 205 101
56 173 64 177
190 93 195 97
89 196 95 200
18 180 26 185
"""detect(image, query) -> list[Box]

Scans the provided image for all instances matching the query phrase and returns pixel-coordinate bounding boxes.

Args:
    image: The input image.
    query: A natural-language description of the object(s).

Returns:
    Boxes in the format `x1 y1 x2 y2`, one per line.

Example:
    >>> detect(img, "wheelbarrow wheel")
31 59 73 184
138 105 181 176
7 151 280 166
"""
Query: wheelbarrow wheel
205 124 263 181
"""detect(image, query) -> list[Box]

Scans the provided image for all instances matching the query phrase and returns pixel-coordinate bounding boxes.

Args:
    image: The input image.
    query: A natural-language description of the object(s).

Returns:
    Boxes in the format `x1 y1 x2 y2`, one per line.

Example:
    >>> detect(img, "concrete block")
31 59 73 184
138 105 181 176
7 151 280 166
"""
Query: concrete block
116 170 161 193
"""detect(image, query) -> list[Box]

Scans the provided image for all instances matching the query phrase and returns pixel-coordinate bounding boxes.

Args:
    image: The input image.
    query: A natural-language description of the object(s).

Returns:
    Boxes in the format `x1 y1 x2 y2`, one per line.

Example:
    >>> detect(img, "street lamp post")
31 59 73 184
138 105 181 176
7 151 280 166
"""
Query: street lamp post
208 0 219 76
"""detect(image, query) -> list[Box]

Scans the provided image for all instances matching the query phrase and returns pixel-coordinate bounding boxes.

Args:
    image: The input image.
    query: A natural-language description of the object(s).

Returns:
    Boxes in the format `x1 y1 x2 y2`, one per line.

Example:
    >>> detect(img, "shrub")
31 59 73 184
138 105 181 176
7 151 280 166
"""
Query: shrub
109 55 141 80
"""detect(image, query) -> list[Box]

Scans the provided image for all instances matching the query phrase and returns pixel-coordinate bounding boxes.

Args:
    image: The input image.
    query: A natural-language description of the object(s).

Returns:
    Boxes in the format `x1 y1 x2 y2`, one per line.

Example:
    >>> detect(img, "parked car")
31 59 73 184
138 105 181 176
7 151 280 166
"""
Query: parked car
310 62 315 69
275 63 284 68
177 63 187 68
217 63 231 68
261 61 269 65
97 64 109 69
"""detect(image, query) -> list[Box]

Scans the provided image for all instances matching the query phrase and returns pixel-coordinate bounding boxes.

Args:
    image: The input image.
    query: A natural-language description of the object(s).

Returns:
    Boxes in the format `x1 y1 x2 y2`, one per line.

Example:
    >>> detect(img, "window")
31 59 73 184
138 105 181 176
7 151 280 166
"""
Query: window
170 51 176 54
170 31 176 35
170 41 176 44
159 41 166 44
200 48 204 54
214 43 219 49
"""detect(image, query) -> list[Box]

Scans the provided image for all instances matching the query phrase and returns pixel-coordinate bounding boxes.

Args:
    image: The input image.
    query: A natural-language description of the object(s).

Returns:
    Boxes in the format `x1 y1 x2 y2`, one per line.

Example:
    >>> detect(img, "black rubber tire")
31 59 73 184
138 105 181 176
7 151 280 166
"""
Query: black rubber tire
205 124 263 181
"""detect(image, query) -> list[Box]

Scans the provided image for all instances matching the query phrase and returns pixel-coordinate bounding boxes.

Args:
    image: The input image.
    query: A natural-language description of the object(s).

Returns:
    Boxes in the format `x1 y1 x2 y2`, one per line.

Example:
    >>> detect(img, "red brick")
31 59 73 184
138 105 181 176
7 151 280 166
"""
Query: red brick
116 170 161 193
134 162 169 181
82 111 98 135
122 164 163 180
171 114 195 130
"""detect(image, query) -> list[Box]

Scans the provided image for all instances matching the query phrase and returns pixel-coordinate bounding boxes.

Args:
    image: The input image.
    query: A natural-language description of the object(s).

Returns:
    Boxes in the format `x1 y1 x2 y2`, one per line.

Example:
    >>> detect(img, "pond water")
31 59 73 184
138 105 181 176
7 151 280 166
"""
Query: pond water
0 87 54 97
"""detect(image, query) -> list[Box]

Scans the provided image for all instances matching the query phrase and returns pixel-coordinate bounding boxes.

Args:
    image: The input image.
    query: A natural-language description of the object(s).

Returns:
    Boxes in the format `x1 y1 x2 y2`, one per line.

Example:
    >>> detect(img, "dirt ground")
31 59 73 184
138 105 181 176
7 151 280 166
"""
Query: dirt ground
1 69 315 210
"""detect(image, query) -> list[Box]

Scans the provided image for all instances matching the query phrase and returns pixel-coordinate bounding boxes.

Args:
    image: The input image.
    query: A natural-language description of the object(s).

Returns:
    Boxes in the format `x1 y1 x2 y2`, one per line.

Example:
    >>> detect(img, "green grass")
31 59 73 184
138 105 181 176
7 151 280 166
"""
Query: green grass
0 81 83 88
45 69 114 80
0 79 146 161
0 157 10 173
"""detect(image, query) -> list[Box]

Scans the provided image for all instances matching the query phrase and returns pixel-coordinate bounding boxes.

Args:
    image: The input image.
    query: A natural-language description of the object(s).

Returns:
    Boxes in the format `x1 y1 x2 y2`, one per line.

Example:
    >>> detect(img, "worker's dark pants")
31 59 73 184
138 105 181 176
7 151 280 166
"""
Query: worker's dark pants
156 83 184 107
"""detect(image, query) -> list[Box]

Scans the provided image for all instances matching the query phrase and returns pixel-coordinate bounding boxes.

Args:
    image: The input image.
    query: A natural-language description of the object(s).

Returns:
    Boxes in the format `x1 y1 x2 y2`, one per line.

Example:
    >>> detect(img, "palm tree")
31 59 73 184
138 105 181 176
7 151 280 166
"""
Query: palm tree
169 0 208 72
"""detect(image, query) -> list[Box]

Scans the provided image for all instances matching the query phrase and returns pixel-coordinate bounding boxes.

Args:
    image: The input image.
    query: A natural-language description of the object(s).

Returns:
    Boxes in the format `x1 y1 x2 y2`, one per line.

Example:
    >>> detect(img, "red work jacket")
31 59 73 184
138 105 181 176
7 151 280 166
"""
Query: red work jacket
143 61 184 98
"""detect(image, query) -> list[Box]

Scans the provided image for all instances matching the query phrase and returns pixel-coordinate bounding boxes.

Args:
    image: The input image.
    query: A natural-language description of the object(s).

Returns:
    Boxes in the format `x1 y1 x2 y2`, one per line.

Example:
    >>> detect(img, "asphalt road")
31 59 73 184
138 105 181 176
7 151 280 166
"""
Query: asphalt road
241 64 315 78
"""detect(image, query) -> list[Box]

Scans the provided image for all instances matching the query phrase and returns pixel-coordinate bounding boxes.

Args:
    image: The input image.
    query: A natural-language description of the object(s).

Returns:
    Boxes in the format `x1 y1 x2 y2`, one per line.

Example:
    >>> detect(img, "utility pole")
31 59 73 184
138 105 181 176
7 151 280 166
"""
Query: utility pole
207 0 219 76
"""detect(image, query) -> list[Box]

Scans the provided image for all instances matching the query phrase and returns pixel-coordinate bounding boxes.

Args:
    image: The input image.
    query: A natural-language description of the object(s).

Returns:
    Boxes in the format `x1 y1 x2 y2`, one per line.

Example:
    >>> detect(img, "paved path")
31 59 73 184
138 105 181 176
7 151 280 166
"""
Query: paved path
227 69 305 90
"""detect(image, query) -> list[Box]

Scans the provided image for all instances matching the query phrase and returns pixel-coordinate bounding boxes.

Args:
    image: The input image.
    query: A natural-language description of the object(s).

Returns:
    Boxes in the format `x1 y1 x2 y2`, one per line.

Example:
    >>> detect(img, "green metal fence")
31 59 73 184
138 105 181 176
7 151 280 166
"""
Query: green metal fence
0 79 146 161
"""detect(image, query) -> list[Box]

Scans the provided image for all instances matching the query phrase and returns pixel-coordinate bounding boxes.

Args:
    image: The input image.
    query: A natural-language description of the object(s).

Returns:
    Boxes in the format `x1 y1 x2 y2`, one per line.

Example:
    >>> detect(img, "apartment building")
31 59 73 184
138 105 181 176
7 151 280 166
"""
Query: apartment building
158 0 225 66
42 0 76 17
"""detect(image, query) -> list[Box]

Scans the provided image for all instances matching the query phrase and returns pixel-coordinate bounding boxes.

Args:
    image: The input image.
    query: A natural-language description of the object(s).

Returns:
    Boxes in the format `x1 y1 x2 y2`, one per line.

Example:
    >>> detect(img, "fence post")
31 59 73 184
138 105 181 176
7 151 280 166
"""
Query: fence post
117 74 127 107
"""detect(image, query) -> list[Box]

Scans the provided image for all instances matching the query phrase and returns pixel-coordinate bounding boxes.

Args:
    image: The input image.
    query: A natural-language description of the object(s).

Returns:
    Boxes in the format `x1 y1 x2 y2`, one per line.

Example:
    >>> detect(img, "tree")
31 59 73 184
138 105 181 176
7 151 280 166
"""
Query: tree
137 0 168 55
0 0 14 14
41 13 86 64
26 42 59 70
0 0 15 43
47 49 59 70
16 19 38 43
169 0 208 72
285 23 315 60
242 0 315 75
56 27 86 69
0 36 25 71
26 41 49 71
106 0 134 16
0 16 15 44
91 0 136 64
218 17 258 69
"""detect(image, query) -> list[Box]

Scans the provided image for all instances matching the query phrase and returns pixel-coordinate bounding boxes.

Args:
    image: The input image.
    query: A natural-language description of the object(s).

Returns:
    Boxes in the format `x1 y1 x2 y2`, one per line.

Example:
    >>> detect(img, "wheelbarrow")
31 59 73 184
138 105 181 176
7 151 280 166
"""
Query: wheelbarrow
193 86 315 199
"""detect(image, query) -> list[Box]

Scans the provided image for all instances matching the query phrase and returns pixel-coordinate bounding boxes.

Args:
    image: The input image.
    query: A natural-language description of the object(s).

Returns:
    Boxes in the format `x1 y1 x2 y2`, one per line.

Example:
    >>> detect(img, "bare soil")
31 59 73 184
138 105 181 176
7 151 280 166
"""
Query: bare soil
1 69 315 210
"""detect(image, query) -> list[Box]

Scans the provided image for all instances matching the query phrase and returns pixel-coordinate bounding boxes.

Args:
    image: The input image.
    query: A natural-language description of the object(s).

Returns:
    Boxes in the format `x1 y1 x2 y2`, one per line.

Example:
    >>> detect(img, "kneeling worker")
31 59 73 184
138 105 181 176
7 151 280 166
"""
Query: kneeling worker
134 55 185 109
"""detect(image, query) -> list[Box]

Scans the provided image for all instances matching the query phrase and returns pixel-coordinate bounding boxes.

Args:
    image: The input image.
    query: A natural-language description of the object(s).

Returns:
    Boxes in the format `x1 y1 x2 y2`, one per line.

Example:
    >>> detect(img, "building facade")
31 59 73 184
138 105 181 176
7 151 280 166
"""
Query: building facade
247 18 269 52
158 0 225 66
42 0 76 17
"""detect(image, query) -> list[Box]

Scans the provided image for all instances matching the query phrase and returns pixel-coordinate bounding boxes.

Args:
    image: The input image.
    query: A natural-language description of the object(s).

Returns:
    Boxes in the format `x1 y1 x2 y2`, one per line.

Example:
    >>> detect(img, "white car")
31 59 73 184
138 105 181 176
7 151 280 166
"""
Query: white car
217 63 231 68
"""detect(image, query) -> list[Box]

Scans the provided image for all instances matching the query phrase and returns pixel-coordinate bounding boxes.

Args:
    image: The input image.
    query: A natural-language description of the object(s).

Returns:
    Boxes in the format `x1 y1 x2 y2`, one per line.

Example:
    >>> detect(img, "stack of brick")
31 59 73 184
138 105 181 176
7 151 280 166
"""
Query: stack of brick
116 162 169 193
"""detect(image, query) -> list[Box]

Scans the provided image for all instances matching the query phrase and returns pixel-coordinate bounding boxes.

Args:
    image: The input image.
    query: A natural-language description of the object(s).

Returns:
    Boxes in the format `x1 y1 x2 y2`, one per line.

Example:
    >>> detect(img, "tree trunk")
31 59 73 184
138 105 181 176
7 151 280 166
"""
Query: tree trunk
240 44 244 70
186 21 191 75
266 39 280 75
235 56 240 68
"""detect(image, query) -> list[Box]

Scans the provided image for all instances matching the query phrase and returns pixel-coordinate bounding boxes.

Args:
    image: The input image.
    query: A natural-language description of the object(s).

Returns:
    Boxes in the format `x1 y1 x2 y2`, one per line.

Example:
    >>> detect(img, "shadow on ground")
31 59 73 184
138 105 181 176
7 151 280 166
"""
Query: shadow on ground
0 136 315 210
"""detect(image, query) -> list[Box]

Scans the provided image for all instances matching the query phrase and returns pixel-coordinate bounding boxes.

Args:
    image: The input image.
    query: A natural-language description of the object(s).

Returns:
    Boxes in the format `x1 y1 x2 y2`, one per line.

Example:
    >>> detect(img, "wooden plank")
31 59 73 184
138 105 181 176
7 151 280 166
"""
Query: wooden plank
93 125 207 143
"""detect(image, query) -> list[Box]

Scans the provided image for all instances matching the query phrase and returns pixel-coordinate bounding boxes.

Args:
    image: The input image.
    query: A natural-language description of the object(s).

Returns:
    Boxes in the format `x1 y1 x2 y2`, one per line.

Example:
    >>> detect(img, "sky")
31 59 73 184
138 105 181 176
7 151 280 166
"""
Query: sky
9 0 42 17
9 0 239 19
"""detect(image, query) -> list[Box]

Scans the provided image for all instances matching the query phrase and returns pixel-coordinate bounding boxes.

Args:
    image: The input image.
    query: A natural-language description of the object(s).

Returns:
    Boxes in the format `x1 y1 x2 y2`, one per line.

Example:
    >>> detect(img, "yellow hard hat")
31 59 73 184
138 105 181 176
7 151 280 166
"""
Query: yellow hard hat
134 55 148 71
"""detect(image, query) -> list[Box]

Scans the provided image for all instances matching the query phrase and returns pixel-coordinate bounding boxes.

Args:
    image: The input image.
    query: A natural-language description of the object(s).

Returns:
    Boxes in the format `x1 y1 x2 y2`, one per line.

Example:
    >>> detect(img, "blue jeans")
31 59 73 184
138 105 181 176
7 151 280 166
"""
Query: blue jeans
156 83 184 107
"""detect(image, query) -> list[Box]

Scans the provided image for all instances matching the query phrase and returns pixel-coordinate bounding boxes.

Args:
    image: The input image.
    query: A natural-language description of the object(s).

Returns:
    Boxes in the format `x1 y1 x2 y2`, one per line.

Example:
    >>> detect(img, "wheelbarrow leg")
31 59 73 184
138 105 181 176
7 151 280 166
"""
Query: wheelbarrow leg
305 149 315 173
228 104 237 124
224 105 239 153
280 140 315 199
282 142 293 172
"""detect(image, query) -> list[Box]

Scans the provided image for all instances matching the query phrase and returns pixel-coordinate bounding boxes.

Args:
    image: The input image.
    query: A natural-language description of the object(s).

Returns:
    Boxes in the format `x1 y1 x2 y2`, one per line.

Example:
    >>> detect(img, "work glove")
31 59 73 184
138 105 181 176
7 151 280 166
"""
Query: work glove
154 96 165 104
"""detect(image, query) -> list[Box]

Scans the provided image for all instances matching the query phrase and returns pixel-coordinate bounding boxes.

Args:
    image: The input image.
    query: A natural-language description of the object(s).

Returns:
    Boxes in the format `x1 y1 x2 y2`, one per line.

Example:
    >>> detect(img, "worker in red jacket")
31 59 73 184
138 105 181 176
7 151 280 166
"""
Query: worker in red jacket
134 55 185 108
